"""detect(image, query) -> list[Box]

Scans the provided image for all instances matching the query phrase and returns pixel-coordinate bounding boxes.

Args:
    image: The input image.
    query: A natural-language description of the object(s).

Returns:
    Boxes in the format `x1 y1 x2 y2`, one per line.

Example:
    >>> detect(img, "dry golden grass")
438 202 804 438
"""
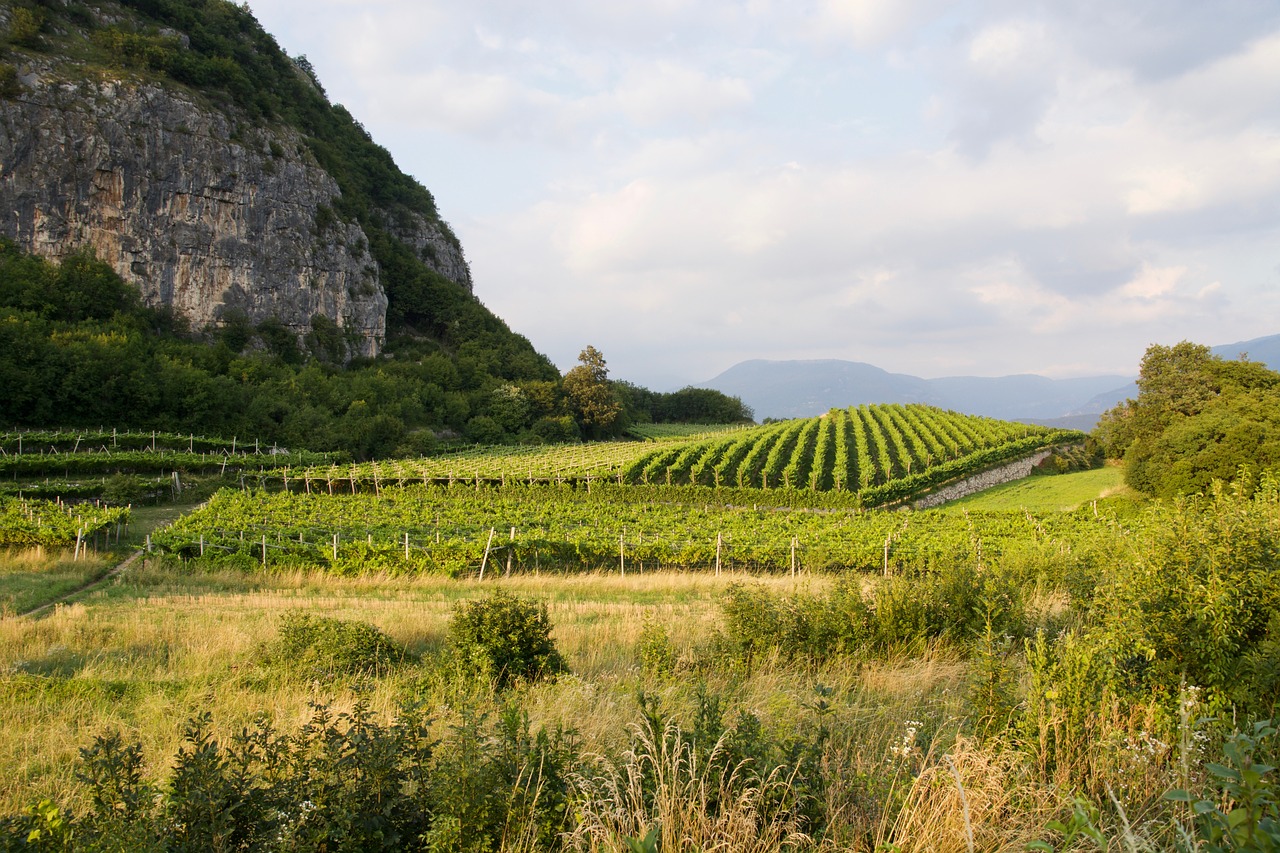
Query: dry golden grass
887 737 1058 852
0 567 830 815
566 720 814 852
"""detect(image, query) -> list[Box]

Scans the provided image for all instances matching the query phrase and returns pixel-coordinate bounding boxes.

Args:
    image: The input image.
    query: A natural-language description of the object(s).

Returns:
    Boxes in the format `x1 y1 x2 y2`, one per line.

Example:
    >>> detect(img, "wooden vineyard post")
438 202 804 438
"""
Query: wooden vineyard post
715 532 722 576
261 535 267 568
199 535 205 557
791 537 798 577
404 532 410 560
479 527 496 581
619 533 625 578
883 537 890 576
332 533 339 562
505 527 515 577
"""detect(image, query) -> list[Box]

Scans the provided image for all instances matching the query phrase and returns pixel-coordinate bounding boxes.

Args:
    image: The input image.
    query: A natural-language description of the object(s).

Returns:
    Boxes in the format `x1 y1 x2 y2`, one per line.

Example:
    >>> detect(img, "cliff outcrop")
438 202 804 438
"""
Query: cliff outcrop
0 44 471 358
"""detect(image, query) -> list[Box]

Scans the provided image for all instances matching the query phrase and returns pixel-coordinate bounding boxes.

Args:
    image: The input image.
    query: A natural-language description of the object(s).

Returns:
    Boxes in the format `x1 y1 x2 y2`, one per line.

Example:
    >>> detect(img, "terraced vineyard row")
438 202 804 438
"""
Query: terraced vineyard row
1 429 290 455
281 442 658 491
621 404 1070 491
0 448 337 478
0 431 342 501
151 484 1125 576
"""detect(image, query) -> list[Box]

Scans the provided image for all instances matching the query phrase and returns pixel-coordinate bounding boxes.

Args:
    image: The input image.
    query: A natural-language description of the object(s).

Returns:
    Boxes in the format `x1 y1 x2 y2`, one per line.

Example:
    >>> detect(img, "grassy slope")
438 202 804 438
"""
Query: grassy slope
945 464 1133 512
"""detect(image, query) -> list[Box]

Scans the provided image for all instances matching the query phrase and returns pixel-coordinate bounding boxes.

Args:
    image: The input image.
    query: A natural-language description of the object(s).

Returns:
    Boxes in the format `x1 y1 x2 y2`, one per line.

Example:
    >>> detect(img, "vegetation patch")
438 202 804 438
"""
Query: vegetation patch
448 591 567 689
260 612 411 680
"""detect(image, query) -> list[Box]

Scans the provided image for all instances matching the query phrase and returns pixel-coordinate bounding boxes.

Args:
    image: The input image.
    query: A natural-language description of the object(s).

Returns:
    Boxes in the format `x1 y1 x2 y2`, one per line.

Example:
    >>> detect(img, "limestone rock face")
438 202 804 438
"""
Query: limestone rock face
0 69 469 357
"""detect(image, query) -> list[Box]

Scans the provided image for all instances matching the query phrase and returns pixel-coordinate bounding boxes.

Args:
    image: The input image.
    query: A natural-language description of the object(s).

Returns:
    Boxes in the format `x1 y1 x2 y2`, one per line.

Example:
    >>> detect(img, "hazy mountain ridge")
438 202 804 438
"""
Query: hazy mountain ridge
698 333 1279 423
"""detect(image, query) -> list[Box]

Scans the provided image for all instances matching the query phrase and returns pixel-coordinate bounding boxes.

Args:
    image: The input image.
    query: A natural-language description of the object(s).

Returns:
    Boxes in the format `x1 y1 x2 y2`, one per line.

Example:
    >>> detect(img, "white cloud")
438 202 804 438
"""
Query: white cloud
605 61 754 127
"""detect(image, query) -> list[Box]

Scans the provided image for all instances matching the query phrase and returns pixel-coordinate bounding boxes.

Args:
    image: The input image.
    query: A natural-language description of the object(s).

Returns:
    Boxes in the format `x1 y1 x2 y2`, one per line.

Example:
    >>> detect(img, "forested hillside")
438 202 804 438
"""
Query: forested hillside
0 0 751 452
0 242 748 455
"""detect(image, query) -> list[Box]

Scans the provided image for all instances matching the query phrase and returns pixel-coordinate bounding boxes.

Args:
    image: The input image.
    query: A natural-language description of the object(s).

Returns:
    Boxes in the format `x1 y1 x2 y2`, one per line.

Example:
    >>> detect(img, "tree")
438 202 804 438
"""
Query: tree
1097 341 1280 496
563 346 622 438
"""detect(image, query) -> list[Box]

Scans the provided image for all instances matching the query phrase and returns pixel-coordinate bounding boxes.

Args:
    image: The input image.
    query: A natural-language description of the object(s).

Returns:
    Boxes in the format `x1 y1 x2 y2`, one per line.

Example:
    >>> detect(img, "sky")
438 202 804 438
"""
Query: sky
248 0 1280 390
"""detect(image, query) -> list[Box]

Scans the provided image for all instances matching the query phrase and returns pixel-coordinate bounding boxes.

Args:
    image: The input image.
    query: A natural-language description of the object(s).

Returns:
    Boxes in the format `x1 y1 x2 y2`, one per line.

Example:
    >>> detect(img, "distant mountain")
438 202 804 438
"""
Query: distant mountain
699 334 1278 426
696 360 1133 422
1211 333 1280 369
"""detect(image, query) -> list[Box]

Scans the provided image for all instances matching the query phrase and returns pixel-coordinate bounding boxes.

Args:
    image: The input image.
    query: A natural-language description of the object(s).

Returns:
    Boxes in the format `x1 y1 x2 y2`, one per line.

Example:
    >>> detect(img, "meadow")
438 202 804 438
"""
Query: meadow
2 464 1276 850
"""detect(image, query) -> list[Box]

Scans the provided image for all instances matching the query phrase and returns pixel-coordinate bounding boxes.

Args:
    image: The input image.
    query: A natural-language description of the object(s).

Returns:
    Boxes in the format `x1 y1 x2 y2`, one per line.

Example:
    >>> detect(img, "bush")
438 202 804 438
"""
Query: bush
449 592 567 689
262 612 410 679
637 617 677 676
715 581 869 671
101 473 151 505
1093 473 1280 711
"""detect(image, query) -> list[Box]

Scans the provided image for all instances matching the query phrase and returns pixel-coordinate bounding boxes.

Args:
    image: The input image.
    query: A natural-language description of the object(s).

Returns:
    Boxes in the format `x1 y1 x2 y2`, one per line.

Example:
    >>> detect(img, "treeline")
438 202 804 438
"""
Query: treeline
615 382 753 425
1096 341 1280 497
0 242 748 457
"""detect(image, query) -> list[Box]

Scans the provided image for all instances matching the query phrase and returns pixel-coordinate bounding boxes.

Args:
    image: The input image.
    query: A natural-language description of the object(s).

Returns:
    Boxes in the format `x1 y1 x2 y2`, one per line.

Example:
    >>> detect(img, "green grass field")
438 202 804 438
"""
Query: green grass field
945 464 1133 512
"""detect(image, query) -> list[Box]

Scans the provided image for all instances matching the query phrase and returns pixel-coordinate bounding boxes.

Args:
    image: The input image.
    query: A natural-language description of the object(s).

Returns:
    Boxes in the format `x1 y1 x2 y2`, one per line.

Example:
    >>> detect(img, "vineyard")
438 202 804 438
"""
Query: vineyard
0 429 342 502
274 405 1080 504
0 497 130 551
149 482 1125 576
4 408 1078 570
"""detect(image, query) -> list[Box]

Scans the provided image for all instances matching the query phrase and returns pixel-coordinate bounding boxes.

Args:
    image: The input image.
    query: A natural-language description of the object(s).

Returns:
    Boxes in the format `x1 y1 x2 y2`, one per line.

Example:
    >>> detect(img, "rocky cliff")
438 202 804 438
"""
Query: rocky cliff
0 11 473 359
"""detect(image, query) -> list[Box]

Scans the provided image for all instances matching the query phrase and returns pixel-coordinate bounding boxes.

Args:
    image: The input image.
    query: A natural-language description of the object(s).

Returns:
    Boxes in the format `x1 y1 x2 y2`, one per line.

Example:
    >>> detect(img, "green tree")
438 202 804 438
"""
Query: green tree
1096 341 1280 495
563 345 622 439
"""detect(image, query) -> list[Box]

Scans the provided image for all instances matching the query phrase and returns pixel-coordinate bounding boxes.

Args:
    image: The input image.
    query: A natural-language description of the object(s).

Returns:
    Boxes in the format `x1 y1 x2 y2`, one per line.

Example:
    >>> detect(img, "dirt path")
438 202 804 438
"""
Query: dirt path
15 549 144 618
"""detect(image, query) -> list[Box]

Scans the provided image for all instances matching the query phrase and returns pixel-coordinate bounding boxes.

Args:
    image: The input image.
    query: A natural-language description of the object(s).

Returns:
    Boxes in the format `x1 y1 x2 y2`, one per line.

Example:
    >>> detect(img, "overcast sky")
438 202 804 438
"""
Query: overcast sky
249 0 1280 389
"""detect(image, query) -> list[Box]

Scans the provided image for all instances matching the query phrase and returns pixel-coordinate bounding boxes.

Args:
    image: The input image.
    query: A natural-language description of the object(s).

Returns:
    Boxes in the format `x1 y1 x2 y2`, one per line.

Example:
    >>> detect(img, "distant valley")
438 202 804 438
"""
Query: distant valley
694 332 1280 426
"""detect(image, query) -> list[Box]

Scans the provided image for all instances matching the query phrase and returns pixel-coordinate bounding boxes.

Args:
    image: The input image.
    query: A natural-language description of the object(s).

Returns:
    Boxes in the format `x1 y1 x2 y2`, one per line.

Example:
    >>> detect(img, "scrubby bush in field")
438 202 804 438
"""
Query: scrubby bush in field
715 581 869 670
637 617 678 676
868 561 1026 653
449 592 567 689
1016 472 1280 797
262 612 410 679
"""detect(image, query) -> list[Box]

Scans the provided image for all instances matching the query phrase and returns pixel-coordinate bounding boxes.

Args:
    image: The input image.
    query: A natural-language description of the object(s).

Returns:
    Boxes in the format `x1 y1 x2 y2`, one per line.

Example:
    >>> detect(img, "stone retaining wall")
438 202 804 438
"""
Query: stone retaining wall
911 449 1056 509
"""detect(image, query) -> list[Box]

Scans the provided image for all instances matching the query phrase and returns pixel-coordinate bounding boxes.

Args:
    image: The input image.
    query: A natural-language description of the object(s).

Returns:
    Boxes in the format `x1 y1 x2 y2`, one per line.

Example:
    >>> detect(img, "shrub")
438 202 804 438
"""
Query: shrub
1166 720 1280 851
717 582 858 670
449 591 567 689
637 617 677 676
1092 473 1280 711
263 612 410 679
101 473 151 505
0 63 20 100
